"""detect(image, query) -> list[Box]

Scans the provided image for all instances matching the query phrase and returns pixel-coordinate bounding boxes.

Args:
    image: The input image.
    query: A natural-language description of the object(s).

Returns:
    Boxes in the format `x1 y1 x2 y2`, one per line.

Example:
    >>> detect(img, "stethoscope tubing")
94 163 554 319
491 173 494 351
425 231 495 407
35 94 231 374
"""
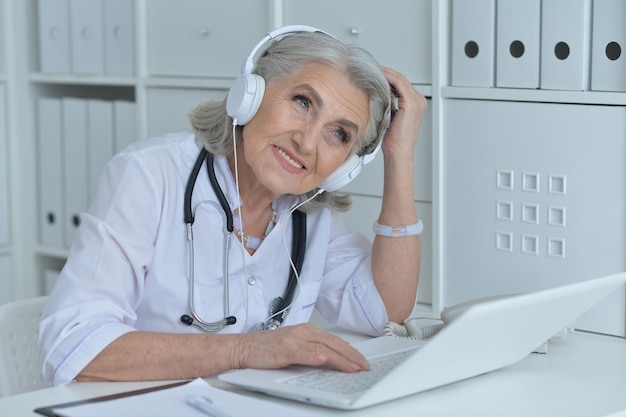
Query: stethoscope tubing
182 148 237 332
181 147 306 333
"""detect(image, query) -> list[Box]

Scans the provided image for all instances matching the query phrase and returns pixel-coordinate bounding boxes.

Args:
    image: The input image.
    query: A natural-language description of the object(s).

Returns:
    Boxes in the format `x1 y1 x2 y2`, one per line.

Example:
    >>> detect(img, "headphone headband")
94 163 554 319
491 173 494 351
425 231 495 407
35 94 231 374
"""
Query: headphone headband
227 26 332 126
240 25 330 74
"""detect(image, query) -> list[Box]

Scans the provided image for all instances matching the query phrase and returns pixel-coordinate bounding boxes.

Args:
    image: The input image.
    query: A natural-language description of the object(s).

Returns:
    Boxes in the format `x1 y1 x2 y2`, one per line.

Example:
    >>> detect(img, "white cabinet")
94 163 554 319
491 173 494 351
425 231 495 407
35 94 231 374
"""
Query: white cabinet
443 99 626 336
146 0 270 78
145 87 226 137
283 0 432 85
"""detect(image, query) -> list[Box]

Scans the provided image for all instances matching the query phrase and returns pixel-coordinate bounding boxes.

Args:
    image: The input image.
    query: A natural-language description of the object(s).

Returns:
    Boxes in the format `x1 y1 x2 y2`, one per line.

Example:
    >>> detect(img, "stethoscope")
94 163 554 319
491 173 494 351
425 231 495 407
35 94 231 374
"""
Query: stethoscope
180 147 306 332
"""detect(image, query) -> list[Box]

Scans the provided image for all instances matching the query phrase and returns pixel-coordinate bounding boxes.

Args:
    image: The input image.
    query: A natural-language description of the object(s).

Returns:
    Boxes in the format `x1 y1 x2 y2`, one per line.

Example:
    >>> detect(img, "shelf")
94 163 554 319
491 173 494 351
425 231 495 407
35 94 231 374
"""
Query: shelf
29 73 137 87
36 246 69 260
142 76 234 90
29 74 245 90
442 86 626 106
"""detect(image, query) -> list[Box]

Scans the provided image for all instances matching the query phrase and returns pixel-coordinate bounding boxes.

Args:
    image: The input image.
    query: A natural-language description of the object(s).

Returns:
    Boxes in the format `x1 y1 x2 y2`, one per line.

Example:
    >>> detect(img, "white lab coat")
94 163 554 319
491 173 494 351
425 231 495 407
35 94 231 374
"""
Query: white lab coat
38 132 388 386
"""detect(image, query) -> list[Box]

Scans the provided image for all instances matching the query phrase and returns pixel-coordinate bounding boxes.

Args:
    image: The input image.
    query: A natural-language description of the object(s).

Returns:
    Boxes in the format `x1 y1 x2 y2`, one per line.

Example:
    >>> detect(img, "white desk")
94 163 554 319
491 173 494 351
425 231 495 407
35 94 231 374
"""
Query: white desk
1 331 625 417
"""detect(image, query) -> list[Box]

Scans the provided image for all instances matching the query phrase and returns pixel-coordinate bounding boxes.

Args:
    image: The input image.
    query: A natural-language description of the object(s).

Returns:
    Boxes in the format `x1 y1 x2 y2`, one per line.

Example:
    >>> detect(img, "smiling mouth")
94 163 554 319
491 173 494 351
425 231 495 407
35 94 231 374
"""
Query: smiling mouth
275 146 304 169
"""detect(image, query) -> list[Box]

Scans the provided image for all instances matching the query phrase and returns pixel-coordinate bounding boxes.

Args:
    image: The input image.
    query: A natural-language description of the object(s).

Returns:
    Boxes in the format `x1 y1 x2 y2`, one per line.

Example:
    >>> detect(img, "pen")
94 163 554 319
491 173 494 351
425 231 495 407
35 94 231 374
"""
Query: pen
185 394 234 417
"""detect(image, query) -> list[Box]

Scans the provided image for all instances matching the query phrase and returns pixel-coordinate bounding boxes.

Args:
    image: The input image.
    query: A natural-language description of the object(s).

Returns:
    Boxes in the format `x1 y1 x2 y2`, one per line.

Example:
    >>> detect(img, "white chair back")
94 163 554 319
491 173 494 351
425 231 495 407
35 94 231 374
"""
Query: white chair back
0 296 50 397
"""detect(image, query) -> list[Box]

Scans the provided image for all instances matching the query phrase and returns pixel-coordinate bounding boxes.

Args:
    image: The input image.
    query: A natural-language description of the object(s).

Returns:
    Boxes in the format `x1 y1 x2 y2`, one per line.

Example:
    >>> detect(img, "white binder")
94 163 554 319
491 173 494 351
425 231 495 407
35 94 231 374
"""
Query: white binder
38 0 71 73
540 0 592 91
0 85 9 246
87 100 114 198
61 98 89 248
37 98 65 247
495 0 540 89
0 254 12 304
69 0 105 74
591 0 626 92
451 0 496 87
113 100 137 153
104 0 135 75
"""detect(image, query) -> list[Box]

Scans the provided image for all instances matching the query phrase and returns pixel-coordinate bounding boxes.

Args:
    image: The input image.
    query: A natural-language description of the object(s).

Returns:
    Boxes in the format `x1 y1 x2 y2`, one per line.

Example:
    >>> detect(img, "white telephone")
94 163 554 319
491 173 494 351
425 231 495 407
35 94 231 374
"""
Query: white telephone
383 295 515 340
383 294 572 352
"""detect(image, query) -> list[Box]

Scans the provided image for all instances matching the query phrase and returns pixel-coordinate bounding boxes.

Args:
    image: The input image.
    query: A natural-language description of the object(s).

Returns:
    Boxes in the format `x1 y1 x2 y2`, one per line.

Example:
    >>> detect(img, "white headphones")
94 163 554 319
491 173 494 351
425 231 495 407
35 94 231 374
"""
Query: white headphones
226 25 385 193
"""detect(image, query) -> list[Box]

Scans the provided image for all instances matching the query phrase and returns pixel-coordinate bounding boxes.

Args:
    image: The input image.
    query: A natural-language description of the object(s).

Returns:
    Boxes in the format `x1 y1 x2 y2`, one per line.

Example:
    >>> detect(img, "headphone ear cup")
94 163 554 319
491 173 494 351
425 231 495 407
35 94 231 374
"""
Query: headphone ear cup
226 73 266 125
318 154 363 192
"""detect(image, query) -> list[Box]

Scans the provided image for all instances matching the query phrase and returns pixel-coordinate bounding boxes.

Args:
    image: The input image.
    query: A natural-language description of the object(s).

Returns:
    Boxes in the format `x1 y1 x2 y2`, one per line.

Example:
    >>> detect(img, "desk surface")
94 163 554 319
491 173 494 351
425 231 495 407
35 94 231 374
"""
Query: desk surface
1 331 626 417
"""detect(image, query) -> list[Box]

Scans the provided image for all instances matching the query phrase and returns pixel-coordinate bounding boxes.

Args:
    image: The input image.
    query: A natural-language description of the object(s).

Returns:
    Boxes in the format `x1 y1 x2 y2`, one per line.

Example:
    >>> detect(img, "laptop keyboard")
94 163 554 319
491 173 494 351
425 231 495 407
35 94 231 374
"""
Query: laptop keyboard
282 348 416 394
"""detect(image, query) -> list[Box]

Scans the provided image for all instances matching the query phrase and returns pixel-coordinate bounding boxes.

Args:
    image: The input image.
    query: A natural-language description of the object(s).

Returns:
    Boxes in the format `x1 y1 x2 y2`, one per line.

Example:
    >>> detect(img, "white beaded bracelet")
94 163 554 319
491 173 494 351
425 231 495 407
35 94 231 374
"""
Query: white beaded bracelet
373 219 423 237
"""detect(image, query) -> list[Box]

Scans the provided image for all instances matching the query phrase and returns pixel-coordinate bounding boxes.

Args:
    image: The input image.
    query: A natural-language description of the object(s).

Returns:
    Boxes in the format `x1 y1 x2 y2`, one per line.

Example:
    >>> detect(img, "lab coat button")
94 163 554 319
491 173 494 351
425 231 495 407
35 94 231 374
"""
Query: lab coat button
247 276 256 286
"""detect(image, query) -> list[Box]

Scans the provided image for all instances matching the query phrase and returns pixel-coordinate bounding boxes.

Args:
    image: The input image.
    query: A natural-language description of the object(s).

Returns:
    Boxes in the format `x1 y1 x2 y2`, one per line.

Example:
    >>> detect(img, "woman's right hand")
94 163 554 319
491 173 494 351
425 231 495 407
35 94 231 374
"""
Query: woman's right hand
231 323 370 372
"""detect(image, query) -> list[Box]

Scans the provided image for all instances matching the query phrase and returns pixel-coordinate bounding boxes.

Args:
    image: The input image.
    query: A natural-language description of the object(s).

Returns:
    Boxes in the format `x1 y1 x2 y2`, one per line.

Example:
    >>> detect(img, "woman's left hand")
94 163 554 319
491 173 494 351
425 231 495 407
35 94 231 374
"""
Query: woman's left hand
381 67 427 159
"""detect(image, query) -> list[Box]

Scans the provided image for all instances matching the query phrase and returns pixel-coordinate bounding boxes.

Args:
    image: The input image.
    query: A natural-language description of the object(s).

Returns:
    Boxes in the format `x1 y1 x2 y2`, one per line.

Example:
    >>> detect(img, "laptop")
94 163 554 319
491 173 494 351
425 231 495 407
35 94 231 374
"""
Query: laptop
218 272 626 410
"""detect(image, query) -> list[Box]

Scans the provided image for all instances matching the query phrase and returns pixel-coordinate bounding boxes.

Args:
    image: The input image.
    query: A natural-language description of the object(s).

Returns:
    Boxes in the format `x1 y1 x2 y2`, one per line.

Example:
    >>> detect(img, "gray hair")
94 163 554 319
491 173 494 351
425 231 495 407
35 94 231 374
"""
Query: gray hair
190 31 391 212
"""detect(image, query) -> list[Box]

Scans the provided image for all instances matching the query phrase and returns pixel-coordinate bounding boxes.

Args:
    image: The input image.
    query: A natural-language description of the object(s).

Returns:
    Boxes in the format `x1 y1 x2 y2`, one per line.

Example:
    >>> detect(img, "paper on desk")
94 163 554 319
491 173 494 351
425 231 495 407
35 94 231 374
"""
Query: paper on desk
52 378 319 417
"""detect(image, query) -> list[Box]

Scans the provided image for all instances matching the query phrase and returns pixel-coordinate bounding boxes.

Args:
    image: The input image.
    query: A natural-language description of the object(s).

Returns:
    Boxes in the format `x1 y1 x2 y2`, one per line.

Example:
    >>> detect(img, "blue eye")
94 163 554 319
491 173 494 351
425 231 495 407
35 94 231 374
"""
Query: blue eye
294 95 310 109
333 128 349 143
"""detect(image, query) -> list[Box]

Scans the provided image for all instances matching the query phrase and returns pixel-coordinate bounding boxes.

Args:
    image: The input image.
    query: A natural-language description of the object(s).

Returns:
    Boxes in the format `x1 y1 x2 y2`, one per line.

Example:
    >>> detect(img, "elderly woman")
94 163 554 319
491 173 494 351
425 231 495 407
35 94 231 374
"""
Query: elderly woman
38 27 427 385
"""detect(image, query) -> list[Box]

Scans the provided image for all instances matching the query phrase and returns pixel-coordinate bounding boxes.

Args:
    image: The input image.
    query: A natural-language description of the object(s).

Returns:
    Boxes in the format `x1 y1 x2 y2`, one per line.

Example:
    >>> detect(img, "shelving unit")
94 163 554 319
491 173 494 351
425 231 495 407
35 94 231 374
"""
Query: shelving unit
1 0 624 336
0 0 15 304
